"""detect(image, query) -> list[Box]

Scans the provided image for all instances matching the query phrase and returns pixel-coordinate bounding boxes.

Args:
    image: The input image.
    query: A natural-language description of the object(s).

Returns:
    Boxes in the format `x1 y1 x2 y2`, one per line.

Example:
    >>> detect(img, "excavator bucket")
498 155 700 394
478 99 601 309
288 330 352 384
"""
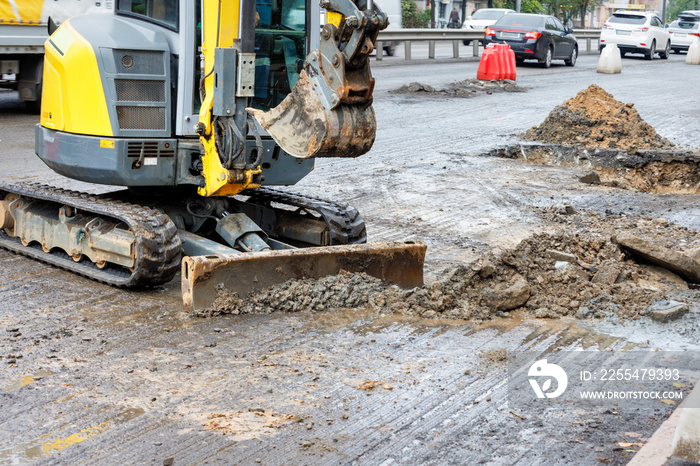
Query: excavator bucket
247 70 376 159
181 241 426 314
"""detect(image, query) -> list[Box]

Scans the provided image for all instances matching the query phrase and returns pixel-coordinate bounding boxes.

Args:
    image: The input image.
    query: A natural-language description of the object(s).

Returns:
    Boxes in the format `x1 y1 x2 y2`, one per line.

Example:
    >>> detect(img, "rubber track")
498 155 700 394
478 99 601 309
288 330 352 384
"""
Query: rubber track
244 187 367 245
0 182 181 287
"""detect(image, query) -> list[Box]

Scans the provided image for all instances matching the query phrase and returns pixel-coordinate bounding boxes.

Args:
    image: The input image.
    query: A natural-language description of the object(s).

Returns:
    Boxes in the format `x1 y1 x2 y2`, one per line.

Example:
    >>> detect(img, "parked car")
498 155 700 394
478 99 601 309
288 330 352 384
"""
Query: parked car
461 8 515 45
484 13 578 68
678 10 700 21
599 11 671 60
668 19 700 53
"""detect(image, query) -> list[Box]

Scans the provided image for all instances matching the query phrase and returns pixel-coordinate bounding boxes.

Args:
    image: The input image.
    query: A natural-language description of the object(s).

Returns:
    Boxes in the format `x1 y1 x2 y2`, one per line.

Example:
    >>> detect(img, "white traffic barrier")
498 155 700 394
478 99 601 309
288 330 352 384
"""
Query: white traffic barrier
672 385 700 462
597 43 622 74
687 38 700 65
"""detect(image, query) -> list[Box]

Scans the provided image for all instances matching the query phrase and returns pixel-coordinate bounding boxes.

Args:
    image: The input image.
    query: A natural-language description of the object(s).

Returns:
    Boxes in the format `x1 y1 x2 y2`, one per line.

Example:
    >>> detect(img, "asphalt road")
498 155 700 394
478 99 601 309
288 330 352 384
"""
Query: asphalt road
0 52 699 465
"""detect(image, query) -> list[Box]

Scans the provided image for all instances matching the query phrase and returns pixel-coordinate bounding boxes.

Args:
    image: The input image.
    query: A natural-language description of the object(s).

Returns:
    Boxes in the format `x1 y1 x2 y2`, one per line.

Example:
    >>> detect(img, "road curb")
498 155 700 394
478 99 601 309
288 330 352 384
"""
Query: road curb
628 385 697 465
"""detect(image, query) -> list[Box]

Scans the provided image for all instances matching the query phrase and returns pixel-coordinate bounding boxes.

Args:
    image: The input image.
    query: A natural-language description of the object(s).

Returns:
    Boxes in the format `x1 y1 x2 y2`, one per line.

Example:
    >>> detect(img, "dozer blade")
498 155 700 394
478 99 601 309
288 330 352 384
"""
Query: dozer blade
181 241 426 314
247 70 376 159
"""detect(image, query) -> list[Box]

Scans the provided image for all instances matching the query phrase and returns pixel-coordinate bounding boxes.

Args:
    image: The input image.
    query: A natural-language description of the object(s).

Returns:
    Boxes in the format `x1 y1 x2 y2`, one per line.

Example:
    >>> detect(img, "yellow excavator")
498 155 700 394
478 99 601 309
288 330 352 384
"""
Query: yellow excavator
0 0 426 313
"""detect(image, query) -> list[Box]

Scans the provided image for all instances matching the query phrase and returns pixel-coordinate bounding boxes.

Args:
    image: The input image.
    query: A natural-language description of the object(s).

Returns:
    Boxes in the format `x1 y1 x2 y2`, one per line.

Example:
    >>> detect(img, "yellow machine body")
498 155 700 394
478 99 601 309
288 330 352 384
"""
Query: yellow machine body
40 21 112 136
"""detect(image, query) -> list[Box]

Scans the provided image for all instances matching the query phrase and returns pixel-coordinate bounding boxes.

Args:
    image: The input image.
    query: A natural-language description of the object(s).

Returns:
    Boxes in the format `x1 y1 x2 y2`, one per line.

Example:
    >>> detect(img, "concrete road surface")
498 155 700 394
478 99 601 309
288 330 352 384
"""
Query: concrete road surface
0 52 699 464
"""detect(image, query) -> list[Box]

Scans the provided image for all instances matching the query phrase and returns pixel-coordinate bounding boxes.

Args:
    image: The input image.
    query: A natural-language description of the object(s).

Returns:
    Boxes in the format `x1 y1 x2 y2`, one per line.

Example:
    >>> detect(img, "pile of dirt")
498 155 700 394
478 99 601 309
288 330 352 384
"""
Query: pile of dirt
522 84 675 152
390 79 526 98
201 211 699 322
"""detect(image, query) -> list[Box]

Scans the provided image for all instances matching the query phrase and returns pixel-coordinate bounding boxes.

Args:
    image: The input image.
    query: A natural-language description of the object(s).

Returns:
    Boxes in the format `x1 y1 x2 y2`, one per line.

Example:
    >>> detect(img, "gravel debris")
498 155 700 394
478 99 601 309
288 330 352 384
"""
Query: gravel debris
197 210 699 322
390 78 526 98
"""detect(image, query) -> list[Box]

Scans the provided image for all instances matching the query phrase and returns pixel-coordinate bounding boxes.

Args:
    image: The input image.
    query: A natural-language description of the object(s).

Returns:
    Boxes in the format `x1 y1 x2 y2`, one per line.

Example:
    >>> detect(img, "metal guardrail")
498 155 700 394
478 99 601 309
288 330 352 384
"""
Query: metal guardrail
375 28 602 60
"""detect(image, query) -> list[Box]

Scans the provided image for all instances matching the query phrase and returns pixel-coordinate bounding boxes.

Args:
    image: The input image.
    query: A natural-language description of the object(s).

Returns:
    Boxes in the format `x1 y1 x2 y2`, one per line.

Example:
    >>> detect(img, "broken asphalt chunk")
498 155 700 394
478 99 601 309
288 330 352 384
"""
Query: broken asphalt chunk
615 233 700 283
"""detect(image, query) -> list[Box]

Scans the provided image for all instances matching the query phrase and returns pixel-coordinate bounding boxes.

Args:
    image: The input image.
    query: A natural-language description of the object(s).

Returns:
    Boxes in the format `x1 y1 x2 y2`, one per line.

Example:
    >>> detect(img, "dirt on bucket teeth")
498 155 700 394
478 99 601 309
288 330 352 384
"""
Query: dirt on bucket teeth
522 84 675 152
201 210 699 323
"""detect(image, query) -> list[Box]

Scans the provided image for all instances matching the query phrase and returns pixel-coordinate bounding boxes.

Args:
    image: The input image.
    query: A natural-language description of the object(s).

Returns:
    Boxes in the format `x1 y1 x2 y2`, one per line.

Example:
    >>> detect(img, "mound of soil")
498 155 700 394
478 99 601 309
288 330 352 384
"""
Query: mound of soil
201 211 700 322
522 84 674 152
390 79 526 98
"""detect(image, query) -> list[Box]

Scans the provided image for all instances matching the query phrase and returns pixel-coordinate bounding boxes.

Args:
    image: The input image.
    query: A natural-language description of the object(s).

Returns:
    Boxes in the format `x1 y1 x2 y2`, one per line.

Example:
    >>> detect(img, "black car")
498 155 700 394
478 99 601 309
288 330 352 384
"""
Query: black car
484 13 578 68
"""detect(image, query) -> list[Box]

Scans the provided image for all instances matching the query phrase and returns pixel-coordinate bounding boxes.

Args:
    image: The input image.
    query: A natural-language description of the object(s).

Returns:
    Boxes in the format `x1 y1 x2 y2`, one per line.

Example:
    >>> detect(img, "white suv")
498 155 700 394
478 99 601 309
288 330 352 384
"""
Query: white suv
600 11 671 60
461 8 515 45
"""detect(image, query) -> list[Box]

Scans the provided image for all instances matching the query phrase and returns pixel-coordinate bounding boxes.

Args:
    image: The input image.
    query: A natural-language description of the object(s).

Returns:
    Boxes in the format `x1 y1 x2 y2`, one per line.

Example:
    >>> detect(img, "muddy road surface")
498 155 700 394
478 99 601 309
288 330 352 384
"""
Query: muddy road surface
1 53 699 464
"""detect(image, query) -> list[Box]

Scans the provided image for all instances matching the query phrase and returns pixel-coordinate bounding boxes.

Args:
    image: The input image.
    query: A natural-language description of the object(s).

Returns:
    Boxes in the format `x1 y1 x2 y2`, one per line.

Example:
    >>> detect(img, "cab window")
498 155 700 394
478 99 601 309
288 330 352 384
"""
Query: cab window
252 0 307 110
117 0 179 29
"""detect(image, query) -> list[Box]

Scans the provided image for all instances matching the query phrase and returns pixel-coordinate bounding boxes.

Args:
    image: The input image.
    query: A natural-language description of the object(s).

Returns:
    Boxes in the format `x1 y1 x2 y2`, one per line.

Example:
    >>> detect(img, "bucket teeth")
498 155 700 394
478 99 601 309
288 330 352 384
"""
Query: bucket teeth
247 70 376 159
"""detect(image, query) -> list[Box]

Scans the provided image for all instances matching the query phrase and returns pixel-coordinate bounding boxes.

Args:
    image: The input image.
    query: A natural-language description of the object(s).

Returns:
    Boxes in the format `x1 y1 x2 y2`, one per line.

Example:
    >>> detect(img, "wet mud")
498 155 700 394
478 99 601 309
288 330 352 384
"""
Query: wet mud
203 409 301 440
206 210 700 323
489 143 700 194
477 84 700 194
390 78 526 98
2 61 700 465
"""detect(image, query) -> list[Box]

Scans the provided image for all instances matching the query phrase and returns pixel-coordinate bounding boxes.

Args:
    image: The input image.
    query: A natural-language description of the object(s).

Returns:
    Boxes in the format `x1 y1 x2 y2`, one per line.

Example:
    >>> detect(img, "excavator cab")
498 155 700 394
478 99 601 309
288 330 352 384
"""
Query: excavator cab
0 0 427 313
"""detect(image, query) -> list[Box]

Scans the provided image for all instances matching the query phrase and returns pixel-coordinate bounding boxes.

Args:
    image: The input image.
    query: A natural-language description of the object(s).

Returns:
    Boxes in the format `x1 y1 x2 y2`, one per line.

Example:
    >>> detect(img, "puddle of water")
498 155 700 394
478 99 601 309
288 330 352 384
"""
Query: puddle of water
0 407 144 463
0 370 54 392
583 310 700 351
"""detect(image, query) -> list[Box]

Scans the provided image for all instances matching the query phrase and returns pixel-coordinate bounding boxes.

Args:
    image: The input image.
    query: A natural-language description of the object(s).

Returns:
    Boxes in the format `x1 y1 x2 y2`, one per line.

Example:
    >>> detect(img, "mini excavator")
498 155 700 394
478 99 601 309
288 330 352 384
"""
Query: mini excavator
0 0 426 312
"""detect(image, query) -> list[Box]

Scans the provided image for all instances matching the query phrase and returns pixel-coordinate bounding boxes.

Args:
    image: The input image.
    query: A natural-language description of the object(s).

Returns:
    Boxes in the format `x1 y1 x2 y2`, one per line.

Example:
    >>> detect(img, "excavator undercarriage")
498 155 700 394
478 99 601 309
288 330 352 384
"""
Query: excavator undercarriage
0 182 426 313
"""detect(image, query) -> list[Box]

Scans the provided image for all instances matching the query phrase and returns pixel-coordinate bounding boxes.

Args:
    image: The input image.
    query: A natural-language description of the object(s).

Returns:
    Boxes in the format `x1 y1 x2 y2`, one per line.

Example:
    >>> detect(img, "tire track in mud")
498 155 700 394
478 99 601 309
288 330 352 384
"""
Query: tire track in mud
3 279 619 466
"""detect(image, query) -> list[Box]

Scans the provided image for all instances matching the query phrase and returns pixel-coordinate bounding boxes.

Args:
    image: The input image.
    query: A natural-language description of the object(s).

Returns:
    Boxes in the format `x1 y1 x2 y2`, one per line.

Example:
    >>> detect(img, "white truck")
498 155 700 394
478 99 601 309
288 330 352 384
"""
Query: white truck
0 0 113 111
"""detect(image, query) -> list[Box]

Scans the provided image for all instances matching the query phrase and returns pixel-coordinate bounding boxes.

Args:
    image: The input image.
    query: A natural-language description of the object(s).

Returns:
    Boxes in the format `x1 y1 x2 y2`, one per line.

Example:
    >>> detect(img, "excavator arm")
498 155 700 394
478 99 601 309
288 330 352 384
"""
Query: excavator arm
249 0 388 158
197 0 388 198
196 0 261 197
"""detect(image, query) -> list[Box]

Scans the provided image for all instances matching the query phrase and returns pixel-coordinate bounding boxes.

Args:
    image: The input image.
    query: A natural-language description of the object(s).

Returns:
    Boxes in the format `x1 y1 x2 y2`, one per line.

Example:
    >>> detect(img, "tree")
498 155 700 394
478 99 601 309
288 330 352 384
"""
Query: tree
402 0 431 27
495 0 545 14
667 0 697 21
538 0 602 25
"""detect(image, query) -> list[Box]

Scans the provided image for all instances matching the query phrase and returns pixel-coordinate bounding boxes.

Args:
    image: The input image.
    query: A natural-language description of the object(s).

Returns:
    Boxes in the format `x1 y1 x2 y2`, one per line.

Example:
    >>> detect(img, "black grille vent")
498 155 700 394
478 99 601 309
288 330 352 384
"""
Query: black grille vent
116 107 165 131
113 50 165 75
115 79 165 102
127 141 175 158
